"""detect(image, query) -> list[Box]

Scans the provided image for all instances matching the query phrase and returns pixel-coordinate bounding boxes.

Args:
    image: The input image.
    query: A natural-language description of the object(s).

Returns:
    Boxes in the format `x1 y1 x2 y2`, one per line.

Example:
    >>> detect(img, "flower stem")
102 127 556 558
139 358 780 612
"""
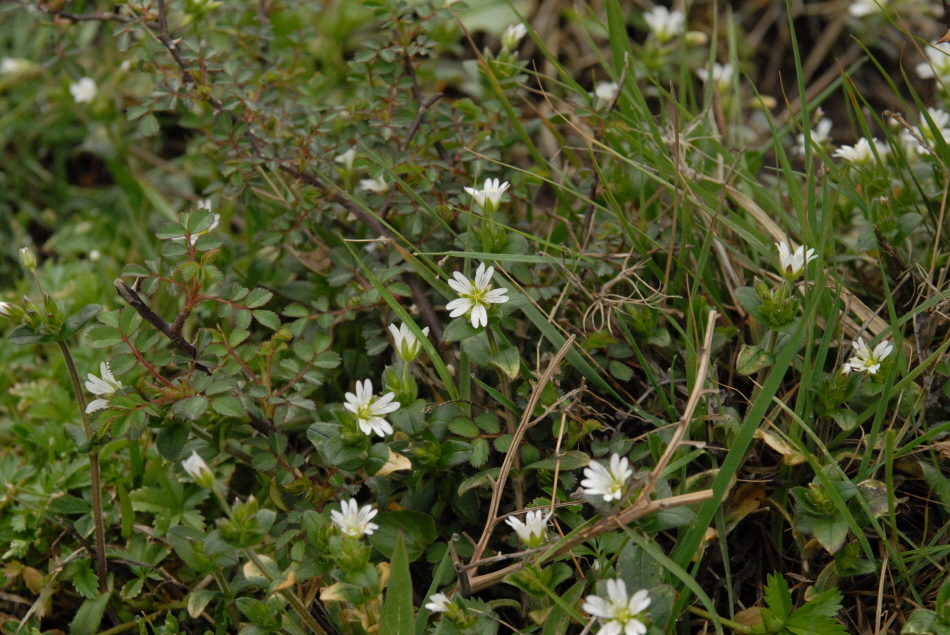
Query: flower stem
245 547 328 635
486 327 523 509
58 341 108 593
687 606 752 634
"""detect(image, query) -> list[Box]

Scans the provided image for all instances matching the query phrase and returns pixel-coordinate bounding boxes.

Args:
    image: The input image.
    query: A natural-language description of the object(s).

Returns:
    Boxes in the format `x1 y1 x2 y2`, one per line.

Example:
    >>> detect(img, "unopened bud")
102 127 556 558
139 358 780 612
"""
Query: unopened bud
685 31 709 46
19 247 36 271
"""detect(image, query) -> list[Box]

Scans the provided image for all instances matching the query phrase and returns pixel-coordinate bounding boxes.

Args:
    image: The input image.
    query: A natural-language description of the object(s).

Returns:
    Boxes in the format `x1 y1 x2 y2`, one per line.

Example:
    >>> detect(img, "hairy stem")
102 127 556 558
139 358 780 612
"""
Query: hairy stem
58 341 109 593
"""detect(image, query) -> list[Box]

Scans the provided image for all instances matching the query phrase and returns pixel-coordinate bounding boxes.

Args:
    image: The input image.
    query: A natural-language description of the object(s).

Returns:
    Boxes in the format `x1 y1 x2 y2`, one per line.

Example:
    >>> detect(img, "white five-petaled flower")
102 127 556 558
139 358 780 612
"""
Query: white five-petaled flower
848 0 887 17
594 81 620 103
70 77 97 104
643 6 685 43
181 451 215 488
425 592 453 613
85 361 123 413
583 579 652 635
464 178 509 213
833 137 887 166
335 148 357 171
446 263 510 329
917 42 950 82
843 337 893 375
502 23 528 50
796 117 833 154
696 63 734 93
330 499 379 538
505 509 551 548
775 240 818 279
389 322 430 362
343 379 400 437
359 176 389 194
581 453 633 502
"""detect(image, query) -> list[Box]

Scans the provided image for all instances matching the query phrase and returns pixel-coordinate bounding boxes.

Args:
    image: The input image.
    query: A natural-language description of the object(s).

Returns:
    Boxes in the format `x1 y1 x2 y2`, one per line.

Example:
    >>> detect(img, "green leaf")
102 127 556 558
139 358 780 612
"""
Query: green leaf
829 409 858 432
156 222 187 240
489 346 520 380
443 317 481 342
764 573 792 621
70 591 111 635
469 437 490 468
378 532 414 635
60 305 102 341
438 440 473 469
368 511 437 562
181 395 209 420
524 451 590 472
735 344 774 376
608 359 634 381
156 421 191 462
49 495 91 514
390 399 426 435
252 310 281 330
448 417 480 438
85 326 123 348
246 288 274 308
8 324 56 346
187 589 218 618
71 560 99 600
211 396 244 418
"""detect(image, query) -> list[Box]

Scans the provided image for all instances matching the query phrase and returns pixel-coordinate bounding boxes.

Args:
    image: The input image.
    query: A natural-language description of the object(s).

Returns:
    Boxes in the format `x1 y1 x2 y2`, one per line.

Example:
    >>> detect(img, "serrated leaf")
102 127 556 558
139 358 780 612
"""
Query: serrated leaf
246 288 274 308
85 326 123 348
469 437 490 468
71 561 100 600
253 310 281 330
229 329 250 347
764 573 792 621
156 222 187 240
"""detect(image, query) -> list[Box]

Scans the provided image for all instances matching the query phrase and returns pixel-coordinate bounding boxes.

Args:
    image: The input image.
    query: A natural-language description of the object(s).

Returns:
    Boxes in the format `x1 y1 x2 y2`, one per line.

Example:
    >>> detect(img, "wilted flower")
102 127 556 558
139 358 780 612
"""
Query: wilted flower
505 509 551 548
594 81 620 103
182 451 215 488
335 148 356 171
796 117 833 154
643 6 685 43
70 77 97 104
583 579 652 635
917 42 950 82
581 453 633 502
446 263 509 329
833 138 887 166
464 178 509 213
359 176 389 194
848 0 887 17
425 593 453 613
330 499 379 538
502 23 528 49
85 362 123 413
343 379 400 437
696 63 734 93
843 337 893 375
389 322 429 362
775 241 818 279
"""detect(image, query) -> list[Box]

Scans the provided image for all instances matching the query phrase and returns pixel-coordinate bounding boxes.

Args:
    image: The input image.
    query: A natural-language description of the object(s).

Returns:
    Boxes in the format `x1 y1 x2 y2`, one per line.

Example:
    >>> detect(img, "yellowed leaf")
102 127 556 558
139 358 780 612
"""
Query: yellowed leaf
375 449 412 477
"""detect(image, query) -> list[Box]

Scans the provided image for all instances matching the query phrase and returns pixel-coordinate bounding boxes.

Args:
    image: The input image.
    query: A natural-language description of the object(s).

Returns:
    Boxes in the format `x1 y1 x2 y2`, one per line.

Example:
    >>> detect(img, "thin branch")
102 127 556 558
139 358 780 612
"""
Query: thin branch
114 280 200 361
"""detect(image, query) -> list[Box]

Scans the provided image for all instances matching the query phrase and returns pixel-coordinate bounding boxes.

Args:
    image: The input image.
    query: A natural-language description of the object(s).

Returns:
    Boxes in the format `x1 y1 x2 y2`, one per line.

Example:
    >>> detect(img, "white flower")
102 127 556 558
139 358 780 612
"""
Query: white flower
70 77 97 104
343 379 400 437
0 301 12 317
833 137 887 166
849 0 887 17
796 117 833 154
181 451 215 487
913 107 950 154
843 337 893 375
775 241 818 279
335 148 356 171
425 592 453 613
583 579 652 635
359 176 389 194
917 42 950 82
594 81 620 103
330 499 379 538
505 509 551 548
89 249 102 262
581 453 633 502
85 361 123 413
464 178 509 212
446 263 510 329
1 58 27 74
502 23 528 49
389 322 429 362
696 63 734 93
643 6 685 43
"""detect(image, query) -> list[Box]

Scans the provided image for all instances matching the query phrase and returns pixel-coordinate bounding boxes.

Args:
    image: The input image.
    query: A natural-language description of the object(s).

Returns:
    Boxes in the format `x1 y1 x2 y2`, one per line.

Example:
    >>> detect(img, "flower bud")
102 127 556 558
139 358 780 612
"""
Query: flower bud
182 451 216 489
0 301 23 320
685 31 709 46
19 247 36 272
